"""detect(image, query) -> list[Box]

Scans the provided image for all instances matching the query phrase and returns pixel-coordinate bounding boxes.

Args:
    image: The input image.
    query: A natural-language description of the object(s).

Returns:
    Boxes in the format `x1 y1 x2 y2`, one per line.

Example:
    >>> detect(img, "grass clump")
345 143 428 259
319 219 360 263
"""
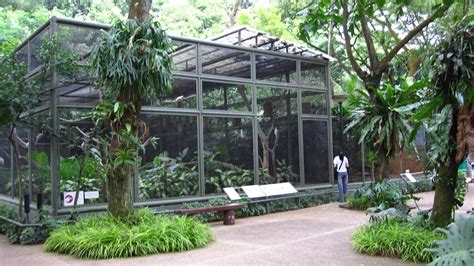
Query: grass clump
44 209 213 259
352 218 442 263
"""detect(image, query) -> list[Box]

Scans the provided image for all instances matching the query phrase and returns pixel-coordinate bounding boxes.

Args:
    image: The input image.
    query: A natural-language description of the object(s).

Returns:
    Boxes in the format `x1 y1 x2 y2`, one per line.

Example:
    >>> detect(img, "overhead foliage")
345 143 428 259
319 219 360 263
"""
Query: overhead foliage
344 76 426 180
92 19 173 102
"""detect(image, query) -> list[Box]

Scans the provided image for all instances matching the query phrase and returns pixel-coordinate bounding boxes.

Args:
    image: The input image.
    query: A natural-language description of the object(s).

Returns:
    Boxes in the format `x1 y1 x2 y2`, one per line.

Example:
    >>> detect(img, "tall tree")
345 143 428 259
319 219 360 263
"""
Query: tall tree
299 0 453 180
413 7 473 227
92 0 174 218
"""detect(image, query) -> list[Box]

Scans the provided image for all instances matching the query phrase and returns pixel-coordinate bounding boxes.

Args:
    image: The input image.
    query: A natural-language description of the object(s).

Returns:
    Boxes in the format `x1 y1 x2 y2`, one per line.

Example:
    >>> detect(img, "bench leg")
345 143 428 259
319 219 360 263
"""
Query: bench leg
223 210 236 225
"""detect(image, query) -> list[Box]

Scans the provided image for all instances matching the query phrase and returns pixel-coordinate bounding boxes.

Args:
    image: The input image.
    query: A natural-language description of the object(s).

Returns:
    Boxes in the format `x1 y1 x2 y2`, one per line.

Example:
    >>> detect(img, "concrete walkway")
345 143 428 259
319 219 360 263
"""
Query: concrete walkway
1 184 473 266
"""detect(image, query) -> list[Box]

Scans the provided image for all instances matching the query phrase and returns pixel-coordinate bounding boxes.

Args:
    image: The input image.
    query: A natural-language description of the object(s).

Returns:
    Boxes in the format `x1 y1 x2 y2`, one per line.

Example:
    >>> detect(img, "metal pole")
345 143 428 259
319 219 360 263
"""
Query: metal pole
339 101 344 154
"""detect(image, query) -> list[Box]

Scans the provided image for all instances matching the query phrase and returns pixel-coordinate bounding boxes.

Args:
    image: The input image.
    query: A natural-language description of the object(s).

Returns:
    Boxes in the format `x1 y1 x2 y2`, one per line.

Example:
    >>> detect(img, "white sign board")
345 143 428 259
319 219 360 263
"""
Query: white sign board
223 187 241 201
84 191 100 199
241 185 266 198
63 191 84 207
404 173 417 183
260 182 298 196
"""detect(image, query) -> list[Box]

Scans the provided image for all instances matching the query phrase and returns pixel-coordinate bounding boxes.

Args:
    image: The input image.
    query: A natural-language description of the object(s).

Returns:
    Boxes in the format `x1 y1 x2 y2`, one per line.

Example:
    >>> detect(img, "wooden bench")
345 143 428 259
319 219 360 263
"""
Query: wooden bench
175 203 243 225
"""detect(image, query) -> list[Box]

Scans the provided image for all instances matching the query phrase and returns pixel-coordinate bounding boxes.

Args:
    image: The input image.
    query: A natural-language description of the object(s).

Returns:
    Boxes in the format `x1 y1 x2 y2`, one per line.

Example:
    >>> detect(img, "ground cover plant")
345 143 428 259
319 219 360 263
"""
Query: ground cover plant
352 218 442 263
44 208 213 259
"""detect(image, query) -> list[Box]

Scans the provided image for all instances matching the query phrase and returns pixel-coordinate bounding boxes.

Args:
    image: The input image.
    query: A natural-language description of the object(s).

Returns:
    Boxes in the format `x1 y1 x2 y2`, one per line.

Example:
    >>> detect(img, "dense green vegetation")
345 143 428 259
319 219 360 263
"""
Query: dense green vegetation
353 218 441 263
44 209 213 259
0 203 61 244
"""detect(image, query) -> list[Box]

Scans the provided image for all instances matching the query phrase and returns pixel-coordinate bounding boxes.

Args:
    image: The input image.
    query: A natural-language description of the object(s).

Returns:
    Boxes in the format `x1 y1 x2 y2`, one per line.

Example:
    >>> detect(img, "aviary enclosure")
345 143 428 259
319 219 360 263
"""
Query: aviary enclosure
0 17 372 215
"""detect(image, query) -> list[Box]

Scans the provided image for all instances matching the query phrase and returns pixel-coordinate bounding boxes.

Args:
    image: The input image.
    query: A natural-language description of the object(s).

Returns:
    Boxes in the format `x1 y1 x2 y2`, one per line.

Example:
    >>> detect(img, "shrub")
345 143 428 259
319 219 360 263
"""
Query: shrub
0 203 61 244
348 180 407 210
427 215 474 265
44 209 213 259
352 218 442 263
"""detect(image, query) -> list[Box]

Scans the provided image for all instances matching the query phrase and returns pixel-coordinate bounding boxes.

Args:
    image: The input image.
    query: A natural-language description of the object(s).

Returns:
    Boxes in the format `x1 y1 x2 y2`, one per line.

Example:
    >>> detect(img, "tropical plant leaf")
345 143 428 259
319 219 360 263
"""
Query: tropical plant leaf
427 215 474 266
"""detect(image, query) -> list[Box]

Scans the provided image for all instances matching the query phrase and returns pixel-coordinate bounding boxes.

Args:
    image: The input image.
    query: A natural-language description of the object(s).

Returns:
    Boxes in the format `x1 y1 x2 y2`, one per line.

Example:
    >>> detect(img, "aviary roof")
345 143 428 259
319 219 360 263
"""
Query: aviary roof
208 26 332 61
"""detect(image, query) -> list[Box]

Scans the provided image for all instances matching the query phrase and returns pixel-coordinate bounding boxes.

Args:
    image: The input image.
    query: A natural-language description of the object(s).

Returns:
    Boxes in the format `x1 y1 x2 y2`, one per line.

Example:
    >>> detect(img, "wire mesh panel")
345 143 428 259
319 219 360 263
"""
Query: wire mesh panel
332 118 365 183
170 40 197 73
58 108 106 207
256 87 300 185
16 45 29 67
202 80 252 112
301 91 327 115
201 45 251 79
146 77 197 109
300 61 326 89
203 116 254 194
30 26 50 70
30 111 52 205
139 113 199 200
255 54 297 84
303 120 330 184
0 132 11 196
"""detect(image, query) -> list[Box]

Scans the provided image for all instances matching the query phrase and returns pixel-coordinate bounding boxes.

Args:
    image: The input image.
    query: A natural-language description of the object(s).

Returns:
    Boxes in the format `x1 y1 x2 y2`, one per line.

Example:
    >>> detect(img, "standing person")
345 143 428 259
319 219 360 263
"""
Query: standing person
334 151 349 203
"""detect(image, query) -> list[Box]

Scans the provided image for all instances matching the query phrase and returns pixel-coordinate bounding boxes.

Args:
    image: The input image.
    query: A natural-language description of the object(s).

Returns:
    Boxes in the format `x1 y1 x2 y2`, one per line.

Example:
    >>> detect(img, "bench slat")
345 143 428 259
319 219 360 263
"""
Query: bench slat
175 203 243 215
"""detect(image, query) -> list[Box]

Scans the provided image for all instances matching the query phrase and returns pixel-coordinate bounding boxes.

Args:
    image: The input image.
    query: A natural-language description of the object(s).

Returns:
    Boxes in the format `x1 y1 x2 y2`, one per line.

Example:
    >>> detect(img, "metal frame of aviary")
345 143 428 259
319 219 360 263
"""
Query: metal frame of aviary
0 17 367 216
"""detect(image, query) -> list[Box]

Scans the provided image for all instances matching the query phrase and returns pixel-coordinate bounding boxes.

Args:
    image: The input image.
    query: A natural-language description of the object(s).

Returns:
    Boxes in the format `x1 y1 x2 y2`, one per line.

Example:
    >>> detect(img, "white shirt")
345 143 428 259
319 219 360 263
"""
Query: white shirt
333 156 349 173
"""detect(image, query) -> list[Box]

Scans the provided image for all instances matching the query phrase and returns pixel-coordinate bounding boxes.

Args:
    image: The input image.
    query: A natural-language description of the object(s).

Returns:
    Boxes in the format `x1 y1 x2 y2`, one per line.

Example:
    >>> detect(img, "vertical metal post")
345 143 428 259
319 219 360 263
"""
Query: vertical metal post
28 125 32 200
339 101 344 154
196 43 205 196
327 62 334 185
10 146 14 198
50 17 59 216
251 53 259 185
297 61 305 185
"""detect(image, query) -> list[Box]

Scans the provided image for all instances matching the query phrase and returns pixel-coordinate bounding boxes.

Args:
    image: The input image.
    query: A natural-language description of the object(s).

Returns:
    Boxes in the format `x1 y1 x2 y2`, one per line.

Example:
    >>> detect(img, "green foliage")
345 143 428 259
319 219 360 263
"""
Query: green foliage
345 76 426 158
0 57 39 126
44 209 213 259
427 215 474 265
348 180 407 210
139 149 198 199
91 19 173 101
0 203 62 244
353 218 442 263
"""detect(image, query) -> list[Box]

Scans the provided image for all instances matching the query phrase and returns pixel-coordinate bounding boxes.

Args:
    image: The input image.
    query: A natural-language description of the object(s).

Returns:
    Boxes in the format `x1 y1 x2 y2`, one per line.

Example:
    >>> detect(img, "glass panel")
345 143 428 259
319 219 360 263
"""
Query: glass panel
148 77 197 108
256 54 297 84
204 116 254 194
30 112 52 205
303 120 329 184
332 117 364 183
0 129 12 196
301 61 326 88
301 90 327 115
30 27 50 70
139 113 199 200
201 45 251 79
170 40 197 73
202 81 252 112
256 87 299 185
59 109 106 206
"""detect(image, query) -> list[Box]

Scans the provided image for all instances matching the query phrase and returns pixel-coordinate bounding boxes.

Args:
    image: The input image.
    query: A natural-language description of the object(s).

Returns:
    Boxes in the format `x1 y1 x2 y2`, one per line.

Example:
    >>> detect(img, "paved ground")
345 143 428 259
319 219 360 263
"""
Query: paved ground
1 184 473 266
